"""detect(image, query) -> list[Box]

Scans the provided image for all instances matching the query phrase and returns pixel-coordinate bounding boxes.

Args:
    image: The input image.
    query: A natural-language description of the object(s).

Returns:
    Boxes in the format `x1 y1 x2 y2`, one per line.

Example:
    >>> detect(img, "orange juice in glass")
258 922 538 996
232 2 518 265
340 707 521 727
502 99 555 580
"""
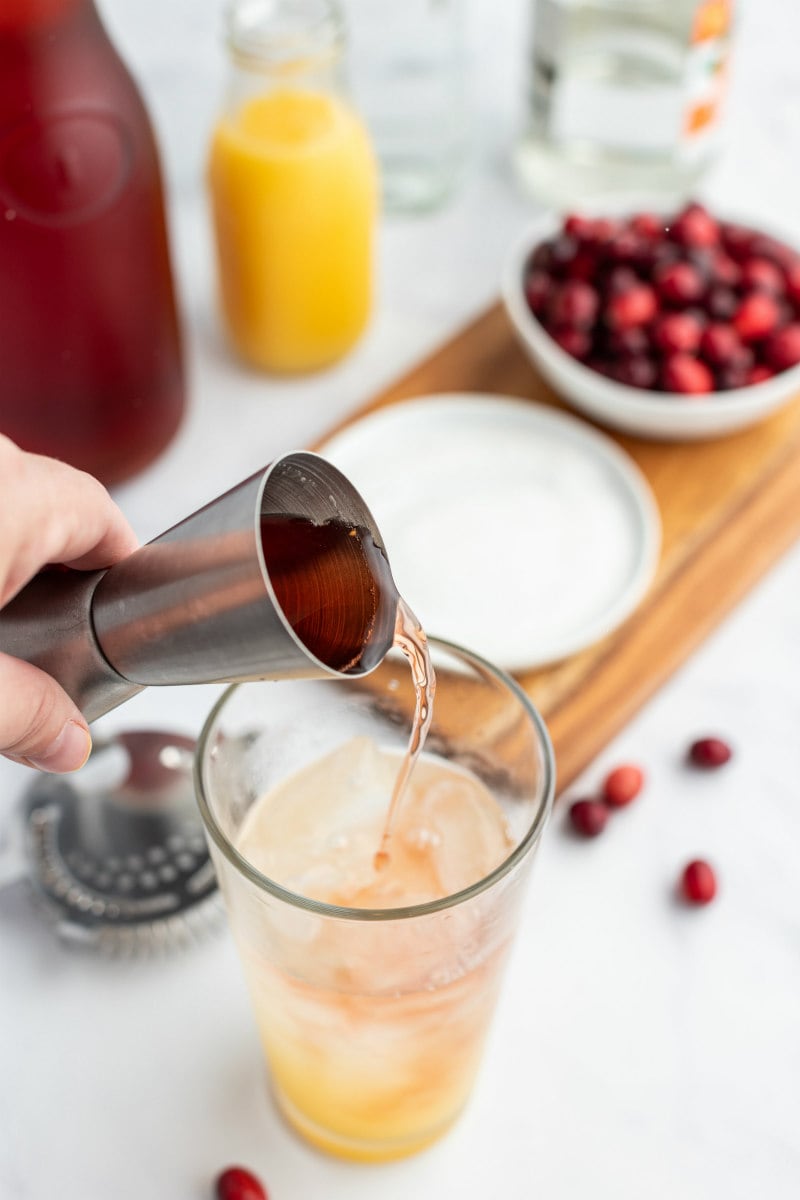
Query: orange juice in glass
208 0 377 373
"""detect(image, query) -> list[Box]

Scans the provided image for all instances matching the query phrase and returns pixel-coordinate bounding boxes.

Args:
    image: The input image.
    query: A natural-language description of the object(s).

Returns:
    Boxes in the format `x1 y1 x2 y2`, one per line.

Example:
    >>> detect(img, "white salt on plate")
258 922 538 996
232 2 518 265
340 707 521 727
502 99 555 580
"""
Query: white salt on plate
319 393 661 671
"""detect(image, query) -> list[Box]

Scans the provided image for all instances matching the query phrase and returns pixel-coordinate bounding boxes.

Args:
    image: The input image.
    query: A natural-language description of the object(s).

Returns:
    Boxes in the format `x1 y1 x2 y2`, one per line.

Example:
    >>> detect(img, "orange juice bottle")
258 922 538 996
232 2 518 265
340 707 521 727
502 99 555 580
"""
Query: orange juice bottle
208 0 378 374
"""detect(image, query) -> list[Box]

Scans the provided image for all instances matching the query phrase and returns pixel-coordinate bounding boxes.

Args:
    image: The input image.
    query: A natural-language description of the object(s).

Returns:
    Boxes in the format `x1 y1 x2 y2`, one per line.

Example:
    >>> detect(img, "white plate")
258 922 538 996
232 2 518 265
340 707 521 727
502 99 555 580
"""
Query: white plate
318 394 661 671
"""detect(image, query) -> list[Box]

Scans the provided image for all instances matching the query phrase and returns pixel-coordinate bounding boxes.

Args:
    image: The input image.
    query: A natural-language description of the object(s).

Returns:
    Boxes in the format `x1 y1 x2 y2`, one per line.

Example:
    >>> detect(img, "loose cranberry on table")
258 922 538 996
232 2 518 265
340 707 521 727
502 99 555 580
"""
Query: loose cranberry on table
568 798 609 838
680 859 718 905
215 1166 268 1200
688 736 732 768
602 763 644 807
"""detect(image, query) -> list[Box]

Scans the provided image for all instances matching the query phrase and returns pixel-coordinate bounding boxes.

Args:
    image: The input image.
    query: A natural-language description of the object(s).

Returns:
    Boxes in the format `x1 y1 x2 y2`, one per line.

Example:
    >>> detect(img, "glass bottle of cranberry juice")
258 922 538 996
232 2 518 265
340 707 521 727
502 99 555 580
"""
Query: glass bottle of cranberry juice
0 0 185 485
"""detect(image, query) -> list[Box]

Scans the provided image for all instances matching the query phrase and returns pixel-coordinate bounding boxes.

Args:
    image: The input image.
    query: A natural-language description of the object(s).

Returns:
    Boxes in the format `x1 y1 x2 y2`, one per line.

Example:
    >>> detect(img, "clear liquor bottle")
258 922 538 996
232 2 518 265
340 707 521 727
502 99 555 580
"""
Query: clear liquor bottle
515 0 734 205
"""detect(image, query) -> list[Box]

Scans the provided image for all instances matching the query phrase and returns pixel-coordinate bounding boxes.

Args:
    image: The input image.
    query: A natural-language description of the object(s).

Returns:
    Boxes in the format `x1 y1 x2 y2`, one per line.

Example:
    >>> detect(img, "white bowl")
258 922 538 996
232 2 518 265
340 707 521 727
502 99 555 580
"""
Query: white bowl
501 210 800 441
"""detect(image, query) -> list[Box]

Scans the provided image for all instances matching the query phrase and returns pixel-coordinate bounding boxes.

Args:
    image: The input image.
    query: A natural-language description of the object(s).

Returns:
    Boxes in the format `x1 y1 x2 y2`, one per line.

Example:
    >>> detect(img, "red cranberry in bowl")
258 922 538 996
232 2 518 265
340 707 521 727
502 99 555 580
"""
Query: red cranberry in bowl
606 283 658 330
733 292 782 342
652 312 703 354
662 354 714 394
705 285 739 321
631 211 664 240
764 323 800 371
523 269 551 318
747 363 774 385
607 356 659 389
547 280 599 328
784 260 800 306
670 202 719 249
699 322 745 367
655 261 705 306
739 256 785 294
564 212 597 241
550 326 592 360
709 251 741 287
603 325 650 358
720 222 758 261
604 265 640 296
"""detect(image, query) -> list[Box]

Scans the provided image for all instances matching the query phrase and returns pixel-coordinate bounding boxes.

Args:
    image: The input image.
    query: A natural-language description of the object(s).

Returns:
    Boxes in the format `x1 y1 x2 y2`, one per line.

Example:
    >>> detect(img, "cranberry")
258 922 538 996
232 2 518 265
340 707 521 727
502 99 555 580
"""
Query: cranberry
604 266 640 296
721 222 758 261
655 261 705 306
606 283 658 330
784 260 800 306
608 355 658 389
604 325 650 357
652 312 703 354
680 860 718 905
524 269 551 318
547 280 599 328
551 325 591 360
549 234 579 275
564 213 596 241
215 1166 268 1200
709 252 741 288
605 230 643 264
662 354 714 394
688 736 732 768
740 257 785 294
602 763 644 807
705 285 739 321
733 292 781 342
671 202 719 248
630 211 664 239
565 249 600 282
747 363 774 385
699 322 743 367
590 217 619 242
716 363 751 391
764 323 800 371
530 240 556 272
568 798 609 838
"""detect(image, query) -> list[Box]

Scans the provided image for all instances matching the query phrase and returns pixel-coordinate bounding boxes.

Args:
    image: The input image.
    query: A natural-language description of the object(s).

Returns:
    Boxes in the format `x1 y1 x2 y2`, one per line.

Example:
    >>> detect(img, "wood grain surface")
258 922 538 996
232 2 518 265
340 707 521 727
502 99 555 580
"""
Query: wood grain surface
318 302 800 795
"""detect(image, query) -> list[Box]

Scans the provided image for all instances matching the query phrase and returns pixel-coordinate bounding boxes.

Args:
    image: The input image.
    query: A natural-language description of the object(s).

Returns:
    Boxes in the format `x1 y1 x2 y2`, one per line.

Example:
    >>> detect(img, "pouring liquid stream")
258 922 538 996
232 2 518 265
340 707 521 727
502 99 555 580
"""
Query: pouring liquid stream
374 596 436 872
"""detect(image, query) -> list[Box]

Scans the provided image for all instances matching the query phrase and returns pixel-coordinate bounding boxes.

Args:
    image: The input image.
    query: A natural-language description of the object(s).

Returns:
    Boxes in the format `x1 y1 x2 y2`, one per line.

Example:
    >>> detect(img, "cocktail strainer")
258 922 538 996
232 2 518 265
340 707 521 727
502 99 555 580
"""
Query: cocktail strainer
4 729 222 953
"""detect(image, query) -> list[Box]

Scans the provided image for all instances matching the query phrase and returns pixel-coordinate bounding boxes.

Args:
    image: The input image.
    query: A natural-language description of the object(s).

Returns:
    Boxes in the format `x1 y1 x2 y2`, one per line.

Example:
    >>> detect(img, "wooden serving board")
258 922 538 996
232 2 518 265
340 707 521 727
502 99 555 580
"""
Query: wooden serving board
318 302 800 796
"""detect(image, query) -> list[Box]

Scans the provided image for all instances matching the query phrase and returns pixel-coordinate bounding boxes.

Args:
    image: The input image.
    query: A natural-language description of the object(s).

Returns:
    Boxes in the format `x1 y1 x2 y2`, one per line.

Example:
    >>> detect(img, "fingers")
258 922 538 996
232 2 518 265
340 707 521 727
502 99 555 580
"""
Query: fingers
0 435 139 607
0 652 92 773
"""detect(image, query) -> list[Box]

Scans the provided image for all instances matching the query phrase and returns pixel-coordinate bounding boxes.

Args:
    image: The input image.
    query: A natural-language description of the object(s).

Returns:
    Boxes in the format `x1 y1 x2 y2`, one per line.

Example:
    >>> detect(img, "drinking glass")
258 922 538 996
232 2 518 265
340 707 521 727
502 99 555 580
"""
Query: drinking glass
195 637 554 1162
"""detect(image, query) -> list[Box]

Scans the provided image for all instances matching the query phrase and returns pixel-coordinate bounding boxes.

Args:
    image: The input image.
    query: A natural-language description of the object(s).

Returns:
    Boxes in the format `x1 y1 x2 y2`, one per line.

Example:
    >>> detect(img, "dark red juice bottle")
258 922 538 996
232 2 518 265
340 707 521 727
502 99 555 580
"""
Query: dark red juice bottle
0 0 185 485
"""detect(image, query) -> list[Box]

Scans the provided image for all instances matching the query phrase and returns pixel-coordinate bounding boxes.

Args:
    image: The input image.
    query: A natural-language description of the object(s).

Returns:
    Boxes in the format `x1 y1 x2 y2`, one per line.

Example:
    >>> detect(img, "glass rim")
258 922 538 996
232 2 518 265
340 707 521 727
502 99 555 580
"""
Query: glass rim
224 0 345 68
194 635 555 923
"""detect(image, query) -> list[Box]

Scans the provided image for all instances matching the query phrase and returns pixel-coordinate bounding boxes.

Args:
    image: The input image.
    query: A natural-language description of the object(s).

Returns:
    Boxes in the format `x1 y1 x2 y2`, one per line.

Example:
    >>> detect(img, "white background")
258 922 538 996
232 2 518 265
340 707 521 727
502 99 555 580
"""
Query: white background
1 1 800 1197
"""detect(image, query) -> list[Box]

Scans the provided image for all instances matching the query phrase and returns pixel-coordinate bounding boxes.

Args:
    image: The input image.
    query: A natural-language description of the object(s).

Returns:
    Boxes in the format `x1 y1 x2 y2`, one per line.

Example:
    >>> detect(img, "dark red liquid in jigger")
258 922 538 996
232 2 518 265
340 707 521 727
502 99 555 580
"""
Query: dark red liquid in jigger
0 0 185 485
260 514 400 674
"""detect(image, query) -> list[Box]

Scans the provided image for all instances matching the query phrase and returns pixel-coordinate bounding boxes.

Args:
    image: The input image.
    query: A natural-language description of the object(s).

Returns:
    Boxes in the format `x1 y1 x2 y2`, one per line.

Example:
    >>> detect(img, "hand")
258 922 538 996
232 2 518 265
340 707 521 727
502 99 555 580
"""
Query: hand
0 435 139 773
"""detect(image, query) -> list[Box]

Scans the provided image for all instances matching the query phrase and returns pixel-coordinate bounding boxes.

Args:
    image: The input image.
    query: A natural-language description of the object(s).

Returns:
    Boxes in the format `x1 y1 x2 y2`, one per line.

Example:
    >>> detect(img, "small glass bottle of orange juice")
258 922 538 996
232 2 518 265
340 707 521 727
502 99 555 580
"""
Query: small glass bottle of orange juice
208 0 377 374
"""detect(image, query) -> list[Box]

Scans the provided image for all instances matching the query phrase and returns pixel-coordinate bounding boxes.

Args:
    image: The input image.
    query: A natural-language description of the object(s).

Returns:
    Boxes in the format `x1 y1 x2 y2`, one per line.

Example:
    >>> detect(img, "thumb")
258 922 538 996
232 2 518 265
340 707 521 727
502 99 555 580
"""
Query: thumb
0 652 92 773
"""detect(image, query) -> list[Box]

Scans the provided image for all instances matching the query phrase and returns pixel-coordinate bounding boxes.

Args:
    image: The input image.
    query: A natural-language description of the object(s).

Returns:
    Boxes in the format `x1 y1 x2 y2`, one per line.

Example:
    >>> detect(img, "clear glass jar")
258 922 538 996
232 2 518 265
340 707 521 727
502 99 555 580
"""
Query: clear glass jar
515 0 735 205
342 0 470 214
207 0 378 374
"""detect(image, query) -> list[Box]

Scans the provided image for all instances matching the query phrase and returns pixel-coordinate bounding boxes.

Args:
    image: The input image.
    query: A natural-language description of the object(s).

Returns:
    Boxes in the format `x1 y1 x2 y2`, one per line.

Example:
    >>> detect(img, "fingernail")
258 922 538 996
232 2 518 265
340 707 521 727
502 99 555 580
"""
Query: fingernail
27 720 92 773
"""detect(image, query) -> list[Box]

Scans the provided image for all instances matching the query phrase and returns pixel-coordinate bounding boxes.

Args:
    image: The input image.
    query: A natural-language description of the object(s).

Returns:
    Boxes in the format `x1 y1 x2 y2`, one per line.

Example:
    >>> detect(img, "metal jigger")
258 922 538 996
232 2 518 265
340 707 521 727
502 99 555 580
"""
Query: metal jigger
0 451 398 951
0 451 397 722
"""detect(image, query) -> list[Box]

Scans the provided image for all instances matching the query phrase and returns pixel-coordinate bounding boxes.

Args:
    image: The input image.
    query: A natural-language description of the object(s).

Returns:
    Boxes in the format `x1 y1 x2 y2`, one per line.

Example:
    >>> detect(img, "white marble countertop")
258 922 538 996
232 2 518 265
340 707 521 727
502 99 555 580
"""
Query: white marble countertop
2 1 800 1197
